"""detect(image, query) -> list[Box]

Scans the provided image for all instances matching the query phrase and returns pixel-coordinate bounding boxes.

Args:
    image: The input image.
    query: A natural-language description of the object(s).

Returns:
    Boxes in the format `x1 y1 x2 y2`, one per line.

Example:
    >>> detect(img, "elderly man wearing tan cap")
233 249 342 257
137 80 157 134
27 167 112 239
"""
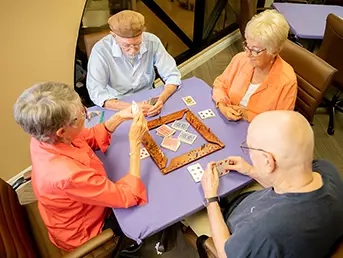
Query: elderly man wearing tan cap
86 10 181 117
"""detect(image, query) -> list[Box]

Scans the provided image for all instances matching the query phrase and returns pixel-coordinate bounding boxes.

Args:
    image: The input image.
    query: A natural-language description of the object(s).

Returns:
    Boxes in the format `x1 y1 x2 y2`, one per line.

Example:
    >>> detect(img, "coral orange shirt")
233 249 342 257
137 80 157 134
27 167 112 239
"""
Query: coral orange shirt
30 123 147 252
212 52 297 121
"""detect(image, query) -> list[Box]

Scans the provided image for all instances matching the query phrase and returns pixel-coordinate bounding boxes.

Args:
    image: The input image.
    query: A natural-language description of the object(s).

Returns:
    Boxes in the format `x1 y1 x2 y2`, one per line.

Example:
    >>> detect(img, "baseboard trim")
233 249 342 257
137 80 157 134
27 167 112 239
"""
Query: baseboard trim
155 29 242 87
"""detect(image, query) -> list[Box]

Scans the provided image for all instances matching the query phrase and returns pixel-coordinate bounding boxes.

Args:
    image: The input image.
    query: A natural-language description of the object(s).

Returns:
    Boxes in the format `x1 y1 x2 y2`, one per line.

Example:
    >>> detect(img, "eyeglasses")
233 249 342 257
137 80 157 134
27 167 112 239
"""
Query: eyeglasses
240 140 276 162
72 106 87 124
121 42 142 49
82 106 88 120
242 41 266 57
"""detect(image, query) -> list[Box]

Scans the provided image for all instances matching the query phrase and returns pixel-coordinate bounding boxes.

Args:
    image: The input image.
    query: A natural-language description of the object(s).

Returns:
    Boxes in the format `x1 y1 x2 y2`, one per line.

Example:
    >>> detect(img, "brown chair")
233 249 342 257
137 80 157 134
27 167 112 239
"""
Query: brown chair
279 40 336 124
317 14 343 135
0 177 119 258
83 30 110 58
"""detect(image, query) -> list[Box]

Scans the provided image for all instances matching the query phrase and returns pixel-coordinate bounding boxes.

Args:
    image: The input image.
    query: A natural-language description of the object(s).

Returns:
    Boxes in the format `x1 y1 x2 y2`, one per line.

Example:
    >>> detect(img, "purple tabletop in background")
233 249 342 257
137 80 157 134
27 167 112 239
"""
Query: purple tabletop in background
272 3 343 39
87 77 252 243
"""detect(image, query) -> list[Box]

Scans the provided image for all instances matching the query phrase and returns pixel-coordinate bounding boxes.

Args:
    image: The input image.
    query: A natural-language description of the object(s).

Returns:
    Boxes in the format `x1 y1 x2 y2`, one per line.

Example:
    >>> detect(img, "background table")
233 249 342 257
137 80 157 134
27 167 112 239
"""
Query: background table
88 77 252 243
272 3 343 39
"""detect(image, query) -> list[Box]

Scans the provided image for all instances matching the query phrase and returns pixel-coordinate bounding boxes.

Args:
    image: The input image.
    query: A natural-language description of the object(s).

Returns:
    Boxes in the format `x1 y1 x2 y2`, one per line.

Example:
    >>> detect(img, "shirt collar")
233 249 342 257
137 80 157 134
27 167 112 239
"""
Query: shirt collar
111 34 148 59
35 138 91 166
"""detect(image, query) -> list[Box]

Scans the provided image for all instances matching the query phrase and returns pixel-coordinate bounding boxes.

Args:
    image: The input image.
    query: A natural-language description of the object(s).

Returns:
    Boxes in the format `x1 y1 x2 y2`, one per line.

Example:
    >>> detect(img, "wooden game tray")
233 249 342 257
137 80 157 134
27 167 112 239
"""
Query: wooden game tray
142 108 225 174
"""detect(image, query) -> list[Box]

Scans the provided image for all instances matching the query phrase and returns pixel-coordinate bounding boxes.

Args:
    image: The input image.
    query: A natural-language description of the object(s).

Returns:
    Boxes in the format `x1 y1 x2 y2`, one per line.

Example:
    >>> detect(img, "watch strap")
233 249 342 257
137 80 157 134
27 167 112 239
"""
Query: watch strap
205 196 219 207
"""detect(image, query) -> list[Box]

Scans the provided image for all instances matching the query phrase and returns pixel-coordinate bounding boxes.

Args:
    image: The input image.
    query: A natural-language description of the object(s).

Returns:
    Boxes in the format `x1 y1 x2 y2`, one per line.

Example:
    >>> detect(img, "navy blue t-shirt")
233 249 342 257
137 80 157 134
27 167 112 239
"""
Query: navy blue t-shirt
225 160 343 258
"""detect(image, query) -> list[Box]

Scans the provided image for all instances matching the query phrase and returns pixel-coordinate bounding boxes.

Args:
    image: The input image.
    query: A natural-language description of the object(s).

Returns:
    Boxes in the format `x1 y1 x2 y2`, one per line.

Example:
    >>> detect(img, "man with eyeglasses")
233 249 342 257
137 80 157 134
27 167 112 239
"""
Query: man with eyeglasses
187 111 343 257
86 10 181 117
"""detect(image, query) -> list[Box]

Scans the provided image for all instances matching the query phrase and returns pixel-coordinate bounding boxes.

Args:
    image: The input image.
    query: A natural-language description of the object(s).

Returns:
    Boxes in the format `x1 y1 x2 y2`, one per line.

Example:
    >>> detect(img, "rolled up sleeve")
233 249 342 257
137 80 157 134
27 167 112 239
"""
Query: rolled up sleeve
78 123 112 152
65 170 147 208
86 49 115 106
153 38 181 88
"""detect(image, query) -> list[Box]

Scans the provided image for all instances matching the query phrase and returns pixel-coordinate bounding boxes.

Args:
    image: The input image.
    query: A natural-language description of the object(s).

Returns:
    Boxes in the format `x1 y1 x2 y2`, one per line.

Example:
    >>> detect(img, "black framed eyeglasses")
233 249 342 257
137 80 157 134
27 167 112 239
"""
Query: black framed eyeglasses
242 41 266 57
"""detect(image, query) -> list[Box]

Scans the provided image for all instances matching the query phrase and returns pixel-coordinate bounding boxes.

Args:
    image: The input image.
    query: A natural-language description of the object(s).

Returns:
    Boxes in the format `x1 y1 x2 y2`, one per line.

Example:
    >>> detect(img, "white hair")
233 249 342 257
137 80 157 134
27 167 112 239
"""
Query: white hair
245 10 290 55
13 82 81 143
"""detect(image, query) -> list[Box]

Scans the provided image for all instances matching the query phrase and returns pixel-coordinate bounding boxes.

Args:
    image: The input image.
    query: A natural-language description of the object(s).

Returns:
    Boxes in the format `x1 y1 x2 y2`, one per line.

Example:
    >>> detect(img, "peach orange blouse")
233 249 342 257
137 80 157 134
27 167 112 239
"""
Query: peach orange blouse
212 52 297 122
31 123 147 251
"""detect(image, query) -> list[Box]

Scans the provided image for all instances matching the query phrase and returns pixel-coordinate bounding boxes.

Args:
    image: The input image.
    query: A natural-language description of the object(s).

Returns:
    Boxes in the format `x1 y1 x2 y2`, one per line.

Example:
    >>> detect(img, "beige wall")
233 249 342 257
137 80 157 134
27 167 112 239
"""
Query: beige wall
0 0 86 180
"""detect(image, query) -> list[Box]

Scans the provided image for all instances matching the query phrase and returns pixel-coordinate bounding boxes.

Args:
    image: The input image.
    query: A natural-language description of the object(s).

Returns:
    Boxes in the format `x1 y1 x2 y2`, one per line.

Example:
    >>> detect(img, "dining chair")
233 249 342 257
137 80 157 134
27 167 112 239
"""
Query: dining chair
6 174 141 258
279 40 336 124
316 14 343 135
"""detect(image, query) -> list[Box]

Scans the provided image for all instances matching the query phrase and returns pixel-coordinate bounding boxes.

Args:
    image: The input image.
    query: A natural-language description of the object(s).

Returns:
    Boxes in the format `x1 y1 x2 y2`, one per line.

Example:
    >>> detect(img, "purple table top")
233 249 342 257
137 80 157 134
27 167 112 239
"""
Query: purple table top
272 3 343 39
87 77 252 243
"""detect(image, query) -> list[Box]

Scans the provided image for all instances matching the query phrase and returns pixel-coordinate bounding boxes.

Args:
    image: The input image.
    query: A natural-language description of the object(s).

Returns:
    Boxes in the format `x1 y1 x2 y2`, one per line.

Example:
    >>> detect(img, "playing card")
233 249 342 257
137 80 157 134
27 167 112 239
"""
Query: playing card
187 163 204 183
132 100 139 115
161 137 181 152
147 97 159 106
156 124 175 137
182 96 196 106
215 159 231 177
86 111 101 121
198 109 216 120
178 131 197 144
140 148 150 160
171 120 190 131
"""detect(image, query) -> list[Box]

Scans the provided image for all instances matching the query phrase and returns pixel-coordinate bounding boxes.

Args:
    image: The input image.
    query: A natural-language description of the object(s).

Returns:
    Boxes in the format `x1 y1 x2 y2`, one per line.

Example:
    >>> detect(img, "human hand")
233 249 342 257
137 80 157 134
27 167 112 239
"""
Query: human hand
201 162 219 198
147 99 163 117
129 111 148 144
227 156 252 175
218 103 242 121
138 102 153 116
116 105 134 120
231 105 248 120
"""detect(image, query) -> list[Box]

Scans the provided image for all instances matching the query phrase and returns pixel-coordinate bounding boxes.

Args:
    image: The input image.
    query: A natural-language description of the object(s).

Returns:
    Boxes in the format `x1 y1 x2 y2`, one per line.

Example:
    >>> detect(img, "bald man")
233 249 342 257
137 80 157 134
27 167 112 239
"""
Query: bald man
86 10 181 117
195 111 343 257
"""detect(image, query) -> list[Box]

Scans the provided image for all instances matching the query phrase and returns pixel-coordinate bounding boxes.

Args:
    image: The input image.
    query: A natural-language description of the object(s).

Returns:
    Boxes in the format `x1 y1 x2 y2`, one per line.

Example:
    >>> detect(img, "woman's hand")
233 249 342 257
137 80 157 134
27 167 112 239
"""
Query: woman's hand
129 111 148 144
218 103 242 121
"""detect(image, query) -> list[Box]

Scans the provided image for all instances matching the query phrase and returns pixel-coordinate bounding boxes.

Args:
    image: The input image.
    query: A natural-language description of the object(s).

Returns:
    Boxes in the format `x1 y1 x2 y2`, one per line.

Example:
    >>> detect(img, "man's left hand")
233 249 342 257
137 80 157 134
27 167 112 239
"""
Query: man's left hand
147 99 164 117
201 162 219 198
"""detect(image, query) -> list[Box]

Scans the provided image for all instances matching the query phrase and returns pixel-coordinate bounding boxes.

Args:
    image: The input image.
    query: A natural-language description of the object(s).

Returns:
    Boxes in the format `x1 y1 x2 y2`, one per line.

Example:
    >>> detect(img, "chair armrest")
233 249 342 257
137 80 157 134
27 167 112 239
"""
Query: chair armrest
203 237 218 258
12 171 32 191
62 229 115 258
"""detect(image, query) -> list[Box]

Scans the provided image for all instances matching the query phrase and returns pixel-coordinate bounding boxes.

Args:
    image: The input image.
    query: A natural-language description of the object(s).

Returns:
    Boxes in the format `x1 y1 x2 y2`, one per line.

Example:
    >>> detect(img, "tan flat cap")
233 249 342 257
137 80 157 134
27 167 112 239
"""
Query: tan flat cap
108 10 145 38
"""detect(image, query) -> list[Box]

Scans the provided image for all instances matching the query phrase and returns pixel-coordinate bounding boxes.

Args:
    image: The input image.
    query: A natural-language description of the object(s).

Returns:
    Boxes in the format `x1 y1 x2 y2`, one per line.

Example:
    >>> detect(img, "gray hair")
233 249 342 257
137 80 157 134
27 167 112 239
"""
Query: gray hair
13 82 82 144
245 10 290 55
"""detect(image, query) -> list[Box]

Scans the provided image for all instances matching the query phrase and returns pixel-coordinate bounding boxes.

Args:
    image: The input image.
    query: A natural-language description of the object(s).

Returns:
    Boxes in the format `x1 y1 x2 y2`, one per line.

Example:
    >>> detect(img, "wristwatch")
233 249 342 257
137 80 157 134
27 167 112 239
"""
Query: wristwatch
204 196 219 207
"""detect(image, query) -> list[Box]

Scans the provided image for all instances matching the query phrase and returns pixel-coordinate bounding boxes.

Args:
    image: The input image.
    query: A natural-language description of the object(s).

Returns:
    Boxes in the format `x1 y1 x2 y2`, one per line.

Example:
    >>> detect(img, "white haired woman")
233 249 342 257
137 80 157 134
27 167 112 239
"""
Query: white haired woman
13 82 148 252
213 10 297 122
